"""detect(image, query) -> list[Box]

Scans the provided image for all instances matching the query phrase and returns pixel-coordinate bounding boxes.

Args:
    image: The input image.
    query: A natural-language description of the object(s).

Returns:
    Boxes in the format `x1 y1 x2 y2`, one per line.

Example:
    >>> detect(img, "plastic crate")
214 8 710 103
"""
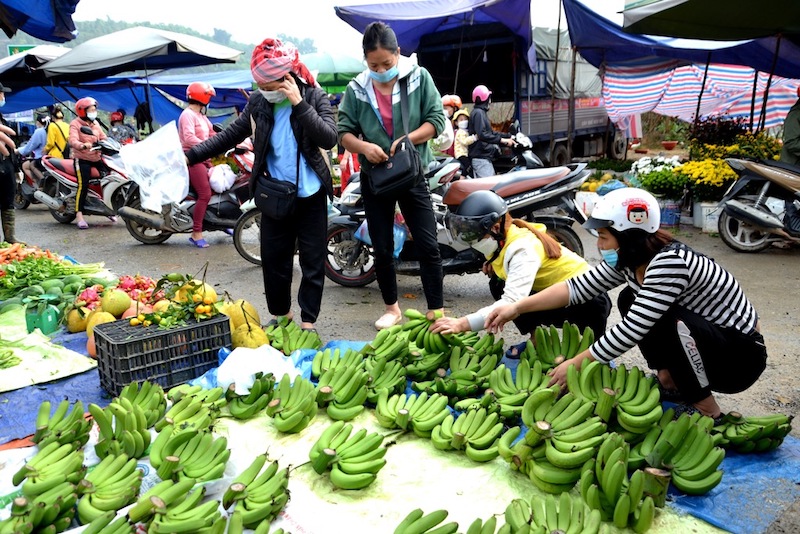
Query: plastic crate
93 314 231 396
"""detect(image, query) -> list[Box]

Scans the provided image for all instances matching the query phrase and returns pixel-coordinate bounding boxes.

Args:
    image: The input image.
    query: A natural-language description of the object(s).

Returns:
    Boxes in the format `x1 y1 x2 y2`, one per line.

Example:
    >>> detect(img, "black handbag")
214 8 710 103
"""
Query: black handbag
367 77 422 197
254 140 301 220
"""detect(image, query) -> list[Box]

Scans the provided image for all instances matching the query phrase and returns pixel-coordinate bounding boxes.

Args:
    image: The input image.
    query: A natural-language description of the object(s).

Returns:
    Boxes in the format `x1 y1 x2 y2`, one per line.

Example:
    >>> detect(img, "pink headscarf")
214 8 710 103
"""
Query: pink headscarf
250 38 318 88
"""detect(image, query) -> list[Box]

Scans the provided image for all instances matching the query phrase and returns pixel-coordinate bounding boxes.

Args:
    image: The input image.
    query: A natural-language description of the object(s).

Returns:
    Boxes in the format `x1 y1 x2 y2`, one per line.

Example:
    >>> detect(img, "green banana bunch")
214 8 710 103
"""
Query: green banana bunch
712 411 793 453
264 318 296 353
375 391 452 437
462 516 498 534
405 350 449 381
279 325 323 355
154 430 230 483
12 442 85 501
311 347 365 378
430 407 503 462
228 459 290 530
148 489 224 533
226 373 275 420
393 508 458 534
78 511 135 534
267 374 318 433
453 392 503 420
76 453 142 524
502 498 532 532
402 308 453 356
527 492 602 534
32 398 92 449
166 383 203 403
316 359 370 421
90 398 152 460
118 380 168 428
365 356 408 403
309 422 388 489
0 480 80 534
154 387 224 433
126 477 197 525
445 330 481 349
605 365 662 435
362 325 411 361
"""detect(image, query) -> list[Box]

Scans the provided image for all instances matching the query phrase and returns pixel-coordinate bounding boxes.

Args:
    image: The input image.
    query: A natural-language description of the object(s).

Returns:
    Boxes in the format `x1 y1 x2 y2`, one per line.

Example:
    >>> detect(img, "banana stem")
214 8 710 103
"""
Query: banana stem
395 409 410 430
450 432 466 450
316 386 335 406
311 448 337 475
266 399 282 418
643 467 670 508
156 456 181 481
594 388 616 423
10 497 30 516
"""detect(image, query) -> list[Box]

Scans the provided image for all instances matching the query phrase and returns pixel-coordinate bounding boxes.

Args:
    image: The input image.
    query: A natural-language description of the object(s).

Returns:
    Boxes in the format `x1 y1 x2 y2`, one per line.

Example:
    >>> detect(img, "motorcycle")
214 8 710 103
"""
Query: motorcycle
34 130 129 224
117 139 254 244
231 155 462 266
324 152 589 288
14 156 49 209
717 158 800 252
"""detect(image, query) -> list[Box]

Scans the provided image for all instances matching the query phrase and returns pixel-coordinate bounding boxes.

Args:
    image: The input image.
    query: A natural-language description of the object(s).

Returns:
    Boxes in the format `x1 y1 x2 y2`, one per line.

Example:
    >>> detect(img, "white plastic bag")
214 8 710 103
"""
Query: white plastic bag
209 163 236 193
216 345 302 395
119 121 189 212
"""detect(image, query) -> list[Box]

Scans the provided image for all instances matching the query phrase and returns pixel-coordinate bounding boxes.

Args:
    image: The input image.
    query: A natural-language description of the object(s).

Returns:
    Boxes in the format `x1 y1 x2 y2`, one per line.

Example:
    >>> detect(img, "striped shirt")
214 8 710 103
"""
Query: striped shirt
566 242 759 363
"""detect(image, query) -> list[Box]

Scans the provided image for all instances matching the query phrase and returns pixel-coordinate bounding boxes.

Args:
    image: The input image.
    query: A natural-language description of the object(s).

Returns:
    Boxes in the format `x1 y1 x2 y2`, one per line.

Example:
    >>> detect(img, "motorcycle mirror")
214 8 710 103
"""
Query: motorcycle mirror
79 126 94 135
212 123 224 133
509 120 520 136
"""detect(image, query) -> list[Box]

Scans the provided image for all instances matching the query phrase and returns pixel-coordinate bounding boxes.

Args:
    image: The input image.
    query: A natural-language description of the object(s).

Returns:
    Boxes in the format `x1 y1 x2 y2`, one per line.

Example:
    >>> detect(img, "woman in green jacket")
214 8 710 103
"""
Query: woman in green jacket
338 22 446 330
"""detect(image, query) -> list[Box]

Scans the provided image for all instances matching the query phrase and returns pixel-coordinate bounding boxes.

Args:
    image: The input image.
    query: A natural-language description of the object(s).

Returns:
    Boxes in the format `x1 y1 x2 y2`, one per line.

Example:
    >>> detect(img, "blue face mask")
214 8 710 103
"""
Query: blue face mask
600 248 619 268
369 65 399 84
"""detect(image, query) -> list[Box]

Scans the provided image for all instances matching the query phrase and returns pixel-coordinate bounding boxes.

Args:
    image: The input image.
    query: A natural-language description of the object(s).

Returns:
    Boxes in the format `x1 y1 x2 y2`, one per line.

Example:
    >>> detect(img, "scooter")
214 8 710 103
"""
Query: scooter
231 155 464 266
116 139 254 244
717 158 800 252
34 131 129 224
14 156 48 209
324 158 589 288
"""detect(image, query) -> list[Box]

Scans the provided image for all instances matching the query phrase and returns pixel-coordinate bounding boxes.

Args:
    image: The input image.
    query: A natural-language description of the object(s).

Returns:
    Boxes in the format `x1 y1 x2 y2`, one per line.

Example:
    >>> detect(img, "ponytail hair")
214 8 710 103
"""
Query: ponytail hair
511 219 562 259
362 21 399 56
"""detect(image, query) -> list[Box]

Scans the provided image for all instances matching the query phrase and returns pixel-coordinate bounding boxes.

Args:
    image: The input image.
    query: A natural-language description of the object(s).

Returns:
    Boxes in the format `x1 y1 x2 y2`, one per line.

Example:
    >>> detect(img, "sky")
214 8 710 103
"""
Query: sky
72 0 623 58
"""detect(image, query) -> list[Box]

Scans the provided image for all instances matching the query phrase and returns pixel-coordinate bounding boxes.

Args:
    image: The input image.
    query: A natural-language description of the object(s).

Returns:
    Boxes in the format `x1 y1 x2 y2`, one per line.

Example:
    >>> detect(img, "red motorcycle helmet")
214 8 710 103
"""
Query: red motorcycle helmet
187 81 215 105
75 97 98 119
110 111 124 122
441 94 462 110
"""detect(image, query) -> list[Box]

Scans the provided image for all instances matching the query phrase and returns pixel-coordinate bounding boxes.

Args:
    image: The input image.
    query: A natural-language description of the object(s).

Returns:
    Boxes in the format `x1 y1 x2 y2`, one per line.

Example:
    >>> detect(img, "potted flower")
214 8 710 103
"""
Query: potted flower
675 159 737 231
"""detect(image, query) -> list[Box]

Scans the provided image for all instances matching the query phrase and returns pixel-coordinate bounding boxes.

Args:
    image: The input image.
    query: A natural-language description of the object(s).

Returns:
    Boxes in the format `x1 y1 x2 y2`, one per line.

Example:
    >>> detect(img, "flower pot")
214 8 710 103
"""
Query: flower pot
661 140 678 150
657 198 681 228
693 201 720 233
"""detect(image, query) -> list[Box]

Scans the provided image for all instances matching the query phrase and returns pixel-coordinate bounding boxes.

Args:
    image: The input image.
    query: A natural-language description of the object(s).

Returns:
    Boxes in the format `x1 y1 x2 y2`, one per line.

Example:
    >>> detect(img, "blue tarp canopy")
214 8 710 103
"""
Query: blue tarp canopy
562 0 800 79
335 0 535 68
0 0 79 42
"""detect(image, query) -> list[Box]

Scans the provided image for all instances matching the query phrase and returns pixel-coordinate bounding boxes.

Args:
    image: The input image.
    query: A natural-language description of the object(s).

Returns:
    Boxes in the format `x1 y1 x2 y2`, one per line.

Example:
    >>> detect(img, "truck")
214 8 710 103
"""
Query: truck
414 24 627 167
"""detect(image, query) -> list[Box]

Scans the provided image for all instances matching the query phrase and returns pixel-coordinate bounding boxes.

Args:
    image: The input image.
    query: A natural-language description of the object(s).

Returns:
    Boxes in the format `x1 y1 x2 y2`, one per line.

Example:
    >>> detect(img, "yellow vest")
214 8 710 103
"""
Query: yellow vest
490 223 588 292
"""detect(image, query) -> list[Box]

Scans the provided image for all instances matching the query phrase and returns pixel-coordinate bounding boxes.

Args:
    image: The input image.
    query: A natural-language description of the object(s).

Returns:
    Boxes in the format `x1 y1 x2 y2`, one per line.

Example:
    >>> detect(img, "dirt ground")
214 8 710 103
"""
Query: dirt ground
13 204 800 533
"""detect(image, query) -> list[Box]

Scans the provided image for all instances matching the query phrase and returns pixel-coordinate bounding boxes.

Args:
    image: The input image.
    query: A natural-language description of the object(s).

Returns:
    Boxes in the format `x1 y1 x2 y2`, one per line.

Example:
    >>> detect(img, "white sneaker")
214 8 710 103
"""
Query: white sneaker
374 312 401 330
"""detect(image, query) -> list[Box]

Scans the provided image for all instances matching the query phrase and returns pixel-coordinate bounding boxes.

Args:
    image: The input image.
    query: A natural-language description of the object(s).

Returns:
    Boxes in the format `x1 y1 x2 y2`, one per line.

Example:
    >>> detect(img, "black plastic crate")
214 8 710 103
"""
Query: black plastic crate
93 314 231 396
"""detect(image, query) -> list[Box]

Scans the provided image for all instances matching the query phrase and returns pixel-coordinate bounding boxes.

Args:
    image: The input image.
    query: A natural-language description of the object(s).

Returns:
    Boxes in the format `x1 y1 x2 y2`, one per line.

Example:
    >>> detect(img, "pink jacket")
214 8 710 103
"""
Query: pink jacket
178 108 214 151
69 118 106 162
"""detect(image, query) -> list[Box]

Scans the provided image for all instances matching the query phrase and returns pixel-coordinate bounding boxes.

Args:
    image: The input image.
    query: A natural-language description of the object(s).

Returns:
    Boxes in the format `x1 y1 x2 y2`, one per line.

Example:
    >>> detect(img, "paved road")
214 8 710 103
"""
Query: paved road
14 203 800 532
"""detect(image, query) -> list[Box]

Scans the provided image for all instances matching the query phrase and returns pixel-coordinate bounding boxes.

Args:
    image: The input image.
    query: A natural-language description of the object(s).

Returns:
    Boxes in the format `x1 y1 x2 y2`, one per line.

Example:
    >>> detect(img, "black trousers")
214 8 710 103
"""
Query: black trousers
362 173 443 309
618 287 768 403
0 157 14 210
490 277 611 337
259 188 327 324
74 159 103 213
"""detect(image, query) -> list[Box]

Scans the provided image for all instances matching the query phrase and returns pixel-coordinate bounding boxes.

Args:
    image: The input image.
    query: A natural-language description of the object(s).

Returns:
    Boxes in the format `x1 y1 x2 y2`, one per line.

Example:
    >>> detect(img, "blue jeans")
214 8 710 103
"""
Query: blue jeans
471 158 496 178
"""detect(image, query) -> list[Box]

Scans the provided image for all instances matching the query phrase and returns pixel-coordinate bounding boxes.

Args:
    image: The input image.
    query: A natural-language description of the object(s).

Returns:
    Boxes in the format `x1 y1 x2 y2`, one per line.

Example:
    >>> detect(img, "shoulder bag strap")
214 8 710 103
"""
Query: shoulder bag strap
55 122 68 151
398 77 411 143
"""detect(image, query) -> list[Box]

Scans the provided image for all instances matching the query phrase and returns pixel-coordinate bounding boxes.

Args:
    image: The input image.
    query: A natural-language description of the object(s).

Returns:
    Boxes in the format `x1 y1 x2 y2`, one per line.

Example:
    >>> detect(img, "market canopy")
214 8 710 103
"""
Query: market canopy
41 26 242 83
0 0 79 43
0 44 69 88
303 51 365 94
562 0 800 79
622 0 800 41
334 0 535 67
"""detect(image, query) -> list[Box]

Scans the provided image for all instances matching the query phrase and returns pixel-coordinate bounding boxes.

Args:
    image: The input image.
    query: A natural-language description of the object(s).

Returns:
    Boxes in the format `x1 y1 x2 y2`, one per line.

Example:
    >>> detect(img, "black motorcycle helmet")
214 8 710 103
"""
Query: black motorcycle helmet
446 190 508 244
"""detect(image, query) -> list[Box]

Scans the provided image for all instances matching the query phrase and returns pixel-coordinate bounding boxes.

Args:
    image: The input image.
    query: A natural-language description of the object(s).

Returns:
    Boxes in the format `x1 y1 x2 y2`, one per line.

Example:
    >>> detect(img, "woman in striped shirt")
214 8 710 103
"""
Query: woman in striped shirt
485 188 768 419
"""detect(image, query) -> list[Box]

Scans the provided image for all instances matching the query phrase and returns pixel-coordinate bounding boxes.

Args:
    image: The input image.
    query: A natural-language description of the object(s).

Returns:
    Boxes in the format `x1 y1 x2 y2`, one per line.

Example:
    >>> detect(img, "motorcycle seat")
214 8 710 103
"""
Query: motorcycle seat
443 166 570 206
42 156 103 179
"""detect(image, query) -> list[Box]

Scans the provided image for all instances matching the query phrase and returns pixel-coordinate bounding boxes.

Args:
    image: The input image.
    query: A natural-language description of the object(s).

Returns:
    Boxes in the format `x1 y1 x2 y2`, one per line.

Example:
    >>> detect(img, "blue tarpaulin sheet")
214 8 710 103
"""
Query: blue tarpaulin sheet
1 337 798 532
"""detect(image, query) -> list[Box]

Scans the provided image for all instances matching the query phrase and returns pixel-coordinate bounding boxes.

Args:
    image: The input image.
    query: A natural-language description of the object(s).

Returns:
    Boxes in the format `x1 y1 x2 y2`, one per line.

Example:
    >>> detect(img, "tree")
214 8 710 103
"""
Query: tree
213 28 231 47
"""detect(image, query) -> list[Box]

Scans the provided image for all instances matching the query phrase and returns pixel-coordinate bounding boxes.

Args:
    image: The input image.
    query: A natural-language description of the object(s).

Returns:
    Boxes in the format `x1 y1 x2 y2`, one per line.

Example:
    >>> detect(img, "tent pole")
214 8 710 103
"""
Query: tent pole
757 35 782 133
568 46 577 162
549 0 564 162
749 73 758 132
694 52 711 126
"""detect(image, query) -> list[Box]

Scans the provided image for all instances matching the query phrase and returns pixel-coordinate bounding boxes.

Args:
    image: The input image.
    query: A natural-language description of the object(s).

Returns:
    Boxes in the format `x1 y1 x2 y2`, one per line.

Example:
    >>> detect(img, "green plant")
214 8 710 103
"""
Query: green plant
676 159 738 202
688 116 747 156
637 169 688 199
587 158 637 173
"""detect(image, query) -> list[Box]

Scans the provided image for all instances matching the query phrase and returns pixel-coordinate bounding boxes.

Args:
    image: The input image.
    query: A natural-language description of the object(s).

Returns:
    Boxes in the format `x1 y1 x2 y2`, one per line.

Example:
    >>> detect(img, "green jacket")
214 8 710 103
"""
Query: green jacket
781 100 800 166
337 61 445 170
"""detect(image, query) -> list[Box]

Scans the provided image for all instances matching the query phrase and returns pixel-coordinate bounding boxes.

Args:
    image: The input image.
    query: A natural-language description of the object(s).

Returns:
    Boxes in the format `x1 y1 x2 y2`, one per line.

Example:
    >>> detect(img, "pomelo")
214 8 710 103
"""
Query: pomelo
100 289 132 318
174 280 217 304
222 299 260 331
66 307 92 333
152 299 172 314
121 300 151 319
86 311 116 338
231 323 269 349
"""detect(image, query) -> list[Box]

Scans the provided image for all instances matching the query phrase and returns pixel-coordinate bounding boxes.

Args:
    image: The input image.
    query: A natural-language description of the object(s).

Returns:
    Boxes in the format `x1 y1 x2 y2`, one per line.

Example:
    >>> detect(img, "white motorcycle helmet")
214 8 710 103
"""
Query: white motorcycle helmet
584 187 661 234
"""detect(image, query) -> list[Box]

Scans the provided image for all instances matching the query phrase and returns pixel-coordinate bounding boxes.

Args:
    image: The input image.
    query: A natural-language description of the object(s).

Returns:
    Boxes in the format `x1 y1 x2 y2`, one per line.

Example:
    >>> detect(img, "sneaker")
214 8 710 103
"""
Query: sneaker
374 312 401 330
672 403 726 426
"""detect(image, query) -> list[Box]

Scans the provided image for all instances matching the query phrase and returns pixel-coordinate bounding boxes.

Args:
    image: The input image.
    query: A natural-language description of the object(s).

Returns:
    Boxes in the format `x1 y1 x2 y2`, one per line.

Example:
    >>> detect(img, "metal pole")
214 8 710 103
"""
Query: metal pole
749 72 758 132
568 46 577 161
694 52 711 125
757 35 782 133
549 1 563 162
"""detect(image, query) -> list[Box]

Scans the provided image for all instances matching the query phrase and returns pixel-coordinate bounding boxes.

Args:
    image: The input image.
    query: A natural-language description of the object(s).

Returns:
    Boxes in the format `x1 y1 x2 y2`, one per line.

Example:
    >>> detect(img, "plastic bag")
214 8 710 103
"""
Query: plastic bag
354 219 406 258
215 345 303 395
596 178 627 196
209 163 236 193
119 121 189 212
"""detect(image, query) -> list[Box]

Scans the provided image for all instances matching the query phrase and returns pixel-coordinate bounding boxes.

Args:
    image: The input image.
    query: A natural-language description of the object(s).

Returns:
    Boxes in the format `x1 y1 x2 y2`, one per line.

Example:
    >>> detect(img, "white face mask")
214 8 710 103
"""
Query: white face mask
457 120 469 130
86 112 98 121
259 89 286 104
471 236 499 259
